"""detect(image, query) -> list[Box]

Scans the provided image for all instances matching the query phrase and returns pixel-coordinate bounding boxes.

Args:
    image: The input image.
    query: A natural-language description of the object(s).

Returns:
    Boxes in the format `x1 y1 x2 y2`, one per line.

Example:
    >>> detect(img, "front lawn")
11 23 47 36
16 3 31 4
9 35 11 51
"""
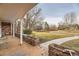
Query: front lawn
61 39 79 51
32 31 73 43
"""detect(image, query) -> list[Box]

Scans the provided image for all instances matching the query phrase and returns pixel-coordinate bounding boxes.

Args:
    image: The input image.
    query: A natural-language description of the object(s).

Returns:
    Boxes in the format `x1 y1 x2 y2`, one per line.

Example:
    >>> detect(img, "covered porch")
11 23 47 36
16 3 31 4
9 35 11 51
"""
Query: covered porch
0 3 37 45
0 36 46 56
0 3 48 56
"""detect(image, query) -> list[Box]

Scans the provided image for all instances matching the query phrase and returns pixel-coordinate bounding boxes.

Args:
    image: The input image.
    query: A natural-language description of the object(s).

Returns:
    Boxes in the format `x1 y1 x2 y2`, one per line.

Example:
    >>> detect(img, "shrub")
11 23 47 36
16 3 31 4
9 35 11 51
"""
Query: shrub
23 29 32 34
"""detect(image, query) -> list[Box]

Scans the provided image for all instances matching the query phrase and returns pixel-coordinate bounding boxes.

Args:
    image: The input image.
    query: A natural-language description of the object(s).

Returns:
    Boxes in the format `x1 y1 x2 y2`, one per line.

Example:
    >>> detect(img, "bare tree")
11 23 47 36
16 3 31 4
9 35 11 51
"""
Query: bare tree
49 24 57 31
58 12 77 30
44 21 49 31
58 21 66 30
64 12 77 25
24 6 44 30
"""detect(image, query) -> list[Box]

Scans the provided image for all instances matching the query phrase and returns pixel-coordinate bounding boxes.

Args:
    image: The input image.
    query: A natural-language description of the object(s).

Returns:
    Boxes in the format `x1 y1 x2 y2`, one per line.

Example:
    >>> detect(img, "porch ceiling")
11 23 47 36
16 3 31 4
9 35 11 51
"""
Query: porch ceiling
0 3 37 23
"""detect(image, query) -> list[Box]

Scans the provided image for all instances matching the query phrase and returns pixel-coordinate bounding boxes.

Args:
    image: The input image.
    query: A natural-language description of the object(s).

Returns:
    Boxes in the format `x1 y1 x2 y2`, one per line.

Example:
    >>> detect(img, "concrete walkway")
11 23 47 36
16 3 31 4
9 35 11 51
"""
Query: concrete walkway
40 36 79 49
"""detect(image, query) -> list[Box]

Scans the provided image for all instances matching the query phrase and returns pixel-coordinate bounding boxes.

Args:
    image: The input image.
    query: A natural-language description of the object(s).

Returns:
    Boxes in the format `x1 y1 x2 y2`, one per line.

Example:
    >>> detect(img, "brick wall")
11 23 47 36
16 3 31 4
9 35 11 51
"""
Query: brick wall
23 35 40 46
48 44 79 56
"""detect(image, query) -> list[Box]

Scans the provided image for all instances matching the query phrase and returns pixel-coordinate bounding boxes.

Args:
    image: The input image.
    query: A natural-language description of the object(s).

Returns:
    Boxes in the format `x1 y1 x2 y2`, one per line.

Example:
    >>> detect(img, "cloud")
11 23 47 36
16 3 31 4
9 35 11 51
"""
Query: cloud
44 15 79 26
44 16 63 26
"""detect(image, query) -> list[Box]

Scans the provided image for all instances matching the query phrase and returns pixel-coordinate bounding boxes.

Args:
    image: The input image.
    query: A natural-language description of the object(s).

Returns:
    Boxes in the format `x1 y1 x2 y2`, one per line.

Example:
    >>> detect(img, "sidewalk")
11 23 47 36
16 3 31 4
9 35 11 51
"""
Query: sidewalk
40 36 79 49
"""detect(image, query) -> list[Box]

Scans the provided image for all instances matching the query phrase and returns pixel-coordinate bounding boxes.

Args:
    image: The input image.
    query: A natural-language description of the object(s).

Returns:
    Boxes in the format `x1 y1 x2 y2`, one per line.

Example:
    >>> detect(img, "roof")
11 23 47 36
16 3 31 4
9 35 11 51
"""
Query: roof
0 3 37 23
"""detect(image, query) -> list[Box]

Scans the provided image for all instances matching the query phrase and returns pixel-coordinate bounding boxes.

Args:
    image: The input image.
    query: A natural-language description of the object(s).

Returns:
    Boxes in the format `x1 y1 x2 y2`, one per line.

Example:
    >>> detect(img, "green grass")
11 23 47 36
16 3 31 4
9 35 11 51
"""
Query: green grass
32 31 73 43
61 39 79 51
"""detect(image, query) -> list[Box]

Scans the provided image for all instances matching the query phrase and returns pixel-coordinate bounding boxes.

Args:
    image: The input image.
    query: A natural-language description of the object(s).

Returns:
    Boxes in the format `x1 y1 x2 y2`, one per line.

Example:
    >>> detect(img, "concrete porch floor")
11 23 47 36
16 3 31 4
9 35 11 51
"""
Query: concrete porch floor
0 36 47 56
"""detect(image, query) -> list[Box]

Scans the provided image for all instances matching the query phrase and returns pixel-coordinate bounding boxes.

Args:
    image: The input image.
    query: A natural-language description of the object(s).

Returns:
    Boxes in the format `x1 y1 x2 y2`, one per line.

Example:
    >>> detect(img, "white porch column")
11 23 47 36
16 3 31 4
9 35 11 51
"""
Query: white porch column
20 19 23 45
0 21 2 37
11 23 13 35
13 22 15 37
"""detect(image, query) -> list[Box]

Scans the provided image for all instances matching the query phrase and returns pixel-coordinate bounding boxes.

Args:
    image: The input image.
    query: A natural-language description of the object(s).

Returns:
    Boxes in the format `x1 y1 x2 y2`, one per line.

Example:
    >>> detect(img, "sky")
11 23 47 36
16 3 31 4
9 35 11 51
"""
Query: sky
37 3 79 26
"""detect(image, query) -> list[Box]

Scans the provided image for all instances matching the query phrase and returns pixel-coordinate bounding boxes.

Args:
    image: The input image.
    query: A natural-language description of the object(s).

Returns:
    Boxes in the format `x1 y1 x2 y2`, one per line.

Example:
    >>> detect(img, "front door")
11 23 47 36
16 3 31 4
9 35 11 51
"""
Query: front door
2 22 11 36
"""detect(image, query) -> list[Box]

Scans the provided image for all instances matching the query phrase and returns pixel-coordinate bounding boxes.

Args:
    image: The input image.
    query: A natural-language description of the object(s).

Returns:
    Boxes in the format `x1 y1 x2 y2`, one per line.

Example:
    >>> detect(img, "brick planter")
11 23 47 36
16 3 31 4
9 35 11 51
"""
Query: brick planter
23 35 40 46
48 44 79 56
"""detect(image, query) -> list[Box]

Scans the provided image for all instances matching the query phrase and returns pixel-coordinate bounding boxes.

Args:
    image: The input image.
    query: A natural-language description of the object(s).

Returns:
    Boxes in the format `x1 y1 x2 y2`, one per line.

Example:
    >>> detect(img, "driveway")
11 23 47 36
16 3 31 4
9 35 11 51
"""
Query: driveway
40 36 79 49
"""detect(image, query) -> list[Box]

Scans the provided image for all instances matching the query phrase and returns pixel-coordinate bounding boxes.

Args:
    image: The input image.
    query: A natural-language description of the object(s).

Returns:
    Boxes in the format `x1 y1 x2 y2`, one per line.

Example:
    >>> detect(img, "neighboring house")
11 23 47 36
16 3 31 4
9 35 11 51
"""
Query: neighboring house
0 3 37 45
